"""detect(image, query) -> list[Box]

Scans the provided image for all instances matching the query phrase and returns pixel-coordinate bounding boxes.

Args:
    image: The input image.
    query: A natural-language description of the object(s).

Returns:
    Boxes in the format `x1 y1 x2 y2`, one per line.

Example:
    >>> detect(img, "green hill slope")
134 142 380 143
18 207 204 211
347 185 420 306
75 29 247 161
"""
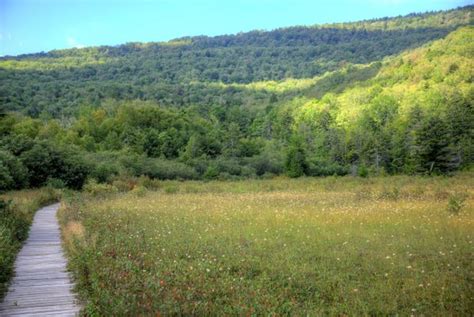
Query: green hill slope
0 6 472 116
0 8 472 190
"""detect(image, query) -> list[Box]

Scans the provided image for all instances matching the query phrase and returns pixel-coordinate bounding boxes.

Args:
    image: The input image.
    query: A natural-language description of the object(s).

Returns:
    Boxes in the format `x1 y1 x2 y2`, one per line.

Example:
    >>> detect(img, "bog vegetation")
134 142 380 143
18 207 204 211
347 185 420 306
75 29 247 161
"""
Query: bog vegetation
0 188 59 298
0 7 473 192
59 174 473 315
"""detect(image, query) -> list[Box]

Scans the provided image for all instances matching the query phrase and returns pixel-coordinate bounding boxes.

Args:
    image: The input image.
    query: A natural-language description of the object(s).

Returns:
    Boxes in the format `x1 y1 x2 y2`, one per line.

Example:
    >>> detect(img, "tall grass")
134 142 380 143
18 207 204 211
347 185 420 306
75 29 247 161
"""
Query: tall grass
0 188 60 299
60 174 473 315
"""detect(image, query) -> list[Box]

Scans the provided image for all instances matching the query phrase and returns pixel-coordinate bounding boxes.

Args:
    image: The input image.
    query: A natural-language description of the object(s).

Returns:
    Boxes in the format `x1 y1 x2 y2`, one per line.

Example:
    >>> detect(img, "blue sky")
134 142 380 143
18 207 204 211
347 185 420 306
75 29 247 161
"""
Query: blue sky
0 0 472 56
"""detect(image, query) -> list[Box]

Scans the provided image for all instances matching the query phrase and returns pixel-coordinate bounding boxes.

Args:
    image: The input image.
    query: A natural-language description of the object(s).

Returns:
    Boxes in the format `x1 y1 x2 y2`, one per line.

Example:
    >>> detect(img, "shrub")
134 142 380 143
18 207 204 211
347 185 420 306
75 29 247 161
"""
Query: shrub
447 192 468 215
0 150 29 190
0 163 13 191
83 180 118 196
120 155 197 180
358 165 369 178
46 178 66 189
308 161 349 176
131 185 147 197
20 141 90 189
204 165 220 180
112 179 135 192
137 176 160 190
215 158 242 176
246 154 283 176
163 184 179 194
56 151 91 190
150 159 197 180
91 163 119 183
285 138 308 178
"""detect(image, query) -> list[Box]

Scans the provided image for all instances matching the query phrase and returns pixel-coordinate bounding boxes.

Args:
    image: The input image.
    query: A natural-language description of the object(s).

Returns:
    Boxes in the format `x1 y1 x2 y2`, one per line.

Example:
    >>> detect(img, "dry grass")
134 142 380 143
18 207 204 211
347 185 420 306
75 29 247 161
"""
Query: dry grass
60 174 474 315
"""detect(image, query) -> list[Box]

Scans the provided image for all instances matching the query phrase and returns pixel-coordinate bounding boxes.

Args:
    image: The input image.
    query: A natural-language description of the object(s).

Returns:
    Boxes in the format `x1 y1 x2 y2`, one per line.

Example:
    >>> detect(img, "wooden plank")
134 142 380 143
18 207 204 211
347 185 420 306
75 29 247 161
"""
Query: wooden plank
0 203 81 316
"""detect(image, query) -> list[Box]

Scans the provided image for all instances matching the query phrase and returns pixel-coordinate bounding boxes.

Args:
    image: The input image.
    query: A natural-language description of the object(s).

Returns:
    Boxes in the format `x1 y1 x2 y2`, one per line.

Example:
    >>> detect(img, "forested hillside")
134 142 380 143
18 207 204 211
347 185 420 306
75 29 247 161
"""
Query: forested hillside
0 6 473 190
0 6 472 116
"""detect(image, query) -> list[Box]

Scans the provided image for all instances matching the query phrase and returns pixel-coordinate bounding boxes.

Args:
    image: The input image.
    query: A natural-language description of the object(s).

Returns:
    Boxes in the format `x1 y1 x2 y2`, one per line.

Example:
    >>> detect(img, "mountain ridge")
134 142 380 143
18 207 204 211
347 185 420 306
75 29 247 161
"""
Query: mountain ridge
2 4 472 59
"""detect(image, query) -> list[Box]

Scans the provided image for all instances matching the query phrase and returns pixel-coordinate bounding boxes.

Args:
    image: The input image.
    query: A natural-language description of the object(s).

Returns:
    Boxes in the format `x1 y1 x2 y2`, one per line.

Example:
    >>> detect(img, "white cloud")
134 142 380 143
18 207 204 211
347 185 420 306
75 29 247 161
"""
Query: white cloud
67 36 85 48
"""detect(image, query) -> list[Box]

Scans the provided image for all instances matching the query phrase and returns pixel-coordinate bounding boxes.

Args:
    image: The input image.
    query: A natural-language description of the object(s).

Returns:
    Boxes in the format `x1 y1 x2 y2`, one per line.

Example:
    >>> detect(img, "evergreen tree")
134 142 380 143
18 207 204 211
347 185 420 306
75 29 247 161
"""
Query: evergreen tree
415 117 458 174
285 137 309 178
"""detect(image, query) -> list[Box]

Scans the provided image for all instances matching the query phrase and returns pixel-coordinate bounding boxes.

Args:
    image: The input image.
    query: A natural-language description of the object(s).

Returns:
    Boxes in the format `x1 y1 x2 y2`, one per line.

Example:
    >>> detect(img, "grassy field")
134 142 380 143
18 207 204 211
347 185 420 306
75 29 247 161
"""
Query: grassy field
0 188 59 299
60 174 473 315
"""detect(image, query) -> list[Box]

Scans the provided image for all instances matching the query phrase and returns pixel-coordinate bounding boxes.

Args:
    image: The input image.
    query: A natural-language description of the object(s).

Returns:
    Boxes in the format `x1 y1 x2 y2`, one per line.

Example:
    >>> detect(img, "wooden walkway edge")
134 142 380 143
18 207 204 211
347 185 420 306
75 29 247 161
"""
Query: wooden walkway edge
0 203 81 316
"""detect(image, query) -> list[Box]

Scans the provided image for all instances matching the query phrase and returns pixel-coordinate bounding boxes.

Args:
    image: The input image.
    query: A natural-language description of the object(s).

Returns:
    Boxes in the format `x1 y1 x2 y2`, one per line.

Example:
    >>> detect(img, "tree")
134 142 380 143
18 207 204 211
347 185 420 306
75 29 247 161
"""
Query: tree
285 137 308 177
20 142 90 189
414 117 458 174
0 150 29 190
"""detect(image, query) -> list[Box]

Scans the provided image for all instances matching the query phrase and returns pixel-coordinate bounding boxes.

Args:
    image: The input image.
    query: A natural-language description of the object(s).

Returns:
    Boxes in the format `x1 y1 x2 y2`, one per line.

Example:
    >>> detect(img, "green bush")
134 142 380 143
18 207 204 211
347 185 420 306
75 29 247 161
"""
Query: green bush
46 178 66 189
447 192 468 215
204 165 220 180
19 141 90 189
0 150 29 190
150 159 197 180
285 140 308 178
246 149 284 176
91 163 119 183
131 185 147 197
358 165 369 178
83 180 119 196
120 154 197 180
0 163 13 191
137 176 161 190
308 161 349 176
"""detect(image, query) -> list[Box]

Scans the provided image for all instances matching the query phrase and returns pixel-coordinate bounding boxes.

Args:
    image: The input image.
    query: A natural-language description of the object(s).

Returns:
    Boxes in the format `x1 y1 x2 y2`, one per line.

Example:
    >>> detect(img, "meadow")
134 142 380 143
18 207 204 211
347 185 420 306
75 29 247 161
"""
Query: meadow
59 174 473 315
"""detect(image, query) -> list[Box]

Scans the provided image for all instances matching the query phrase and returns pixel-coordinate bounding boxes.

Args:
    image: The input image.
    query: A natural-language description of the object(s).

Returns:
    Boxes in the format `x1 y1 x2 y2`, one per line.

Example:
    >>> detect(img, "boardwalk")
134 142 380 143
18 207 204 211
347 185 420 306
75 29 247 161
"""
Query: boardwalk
0 203 81 316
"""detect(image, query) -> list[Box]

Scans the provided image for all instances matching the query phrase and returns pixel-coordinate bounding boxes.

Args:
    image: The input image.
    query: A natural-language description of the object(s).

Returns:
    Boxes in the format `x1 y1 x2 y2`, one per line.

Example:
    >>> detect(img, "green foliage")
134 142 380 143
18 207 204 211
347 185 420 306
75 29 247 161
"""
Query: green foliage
119 154 198 180
0 150 28 190
358 164 369 178
285 137 309 178
0 10 473 189
19 142 90 189
83 180 119 197
91 163 120 183
414 117 458 174
1 7 471 116
446 192 468 214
